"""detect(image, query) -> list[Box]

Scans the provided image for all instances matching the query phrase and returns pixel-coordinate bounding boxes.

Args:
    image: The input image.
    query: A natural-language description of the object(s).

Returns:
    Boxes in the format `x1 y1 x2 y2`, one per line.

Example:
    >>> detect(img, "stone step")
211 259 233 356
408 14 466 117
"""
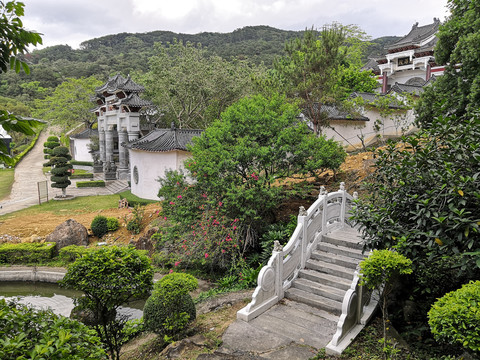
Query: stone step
285 287 343 316
305 258 356 280
317 241 365 260
298 269 352 291
311 249 360 270
322 230 363 250
291 277 345 302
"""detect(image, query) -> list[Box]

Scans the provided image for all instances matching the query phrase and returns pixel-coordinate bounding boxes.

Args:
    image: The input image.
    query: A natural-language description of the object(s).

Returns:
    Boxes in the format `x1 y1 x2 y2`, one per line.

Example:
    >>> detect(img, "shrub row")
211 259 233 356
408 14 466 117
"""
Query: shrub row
70 173 94 179
12 128 43 166
77 180 105 188
58 245 92 262
70 160 93 166
0 242 56 264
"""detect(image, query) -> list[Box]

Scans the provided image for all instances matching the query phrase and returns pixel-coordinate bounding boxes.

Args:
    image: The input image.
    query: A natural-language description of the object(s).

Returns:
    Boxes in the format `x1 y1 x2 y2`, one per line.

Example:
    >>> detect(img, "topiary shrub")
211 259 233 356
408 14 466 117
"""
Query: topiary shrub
107 217 119 232
59 245 90 263
91 215 108 238
428 280 480 355
143 273 198 340
77 180 105 188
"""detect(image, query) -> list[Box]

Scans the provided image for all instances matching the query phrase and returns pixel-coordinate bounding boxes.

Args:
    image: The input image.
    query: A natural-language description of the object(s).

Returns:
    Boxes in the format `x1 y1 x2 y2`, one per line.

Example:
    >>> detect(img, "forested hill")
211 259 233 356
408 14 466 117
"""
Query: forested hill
0 25 399 100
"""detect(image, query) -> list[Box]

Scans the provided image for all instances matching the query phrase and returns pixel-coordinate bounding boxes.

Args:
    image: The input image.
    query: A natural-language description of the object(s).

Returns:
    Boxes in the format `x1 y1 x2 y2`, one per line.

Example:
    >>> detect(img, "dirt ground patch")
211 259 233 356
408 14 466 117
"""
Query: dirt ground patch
0 203 163 243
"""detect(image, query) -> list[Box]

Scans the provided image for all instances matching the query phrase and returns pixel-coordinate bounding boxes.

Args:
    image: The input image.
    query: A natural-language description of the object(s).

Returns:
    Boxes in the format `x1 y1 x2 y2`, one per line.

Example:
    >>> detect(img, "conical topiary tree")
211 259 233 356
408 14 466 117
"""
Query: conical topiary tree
49 146 72 197
43 136 60 161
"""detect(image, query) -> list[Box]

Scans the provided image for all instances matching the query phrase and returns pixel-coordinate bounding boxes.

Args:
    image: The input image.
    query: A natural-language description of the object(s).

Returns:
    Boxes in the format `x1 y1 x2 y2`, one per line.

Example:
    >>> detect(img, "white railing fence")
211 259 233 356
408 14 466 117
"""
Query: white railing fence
237 182 358 321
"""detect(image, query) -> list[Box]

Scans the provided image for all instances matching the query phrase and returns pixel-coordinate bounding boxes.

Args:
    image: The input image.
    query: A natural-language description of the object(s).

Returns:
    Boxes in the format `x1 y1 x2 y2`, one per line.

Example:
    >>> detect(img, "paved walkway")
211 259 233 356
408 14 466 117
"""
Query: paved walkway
0 129 129 216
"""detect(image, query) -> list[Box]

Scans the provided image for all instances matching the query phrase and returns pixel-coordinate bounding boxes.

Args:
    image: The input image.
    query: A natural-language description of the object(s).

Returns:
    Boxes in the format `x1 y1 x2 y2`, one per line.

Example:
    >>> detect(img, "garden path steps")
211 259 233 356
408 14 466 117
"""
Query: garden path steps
214 226 366 359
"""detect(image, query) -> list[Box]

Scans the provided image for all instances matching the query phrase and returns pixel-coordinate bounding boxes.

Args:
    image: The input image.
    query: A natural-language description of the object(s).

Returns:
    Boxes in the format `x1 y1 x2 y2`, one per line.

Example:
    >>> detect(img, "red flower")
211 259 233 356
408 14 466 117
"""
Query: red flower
205 253 209 259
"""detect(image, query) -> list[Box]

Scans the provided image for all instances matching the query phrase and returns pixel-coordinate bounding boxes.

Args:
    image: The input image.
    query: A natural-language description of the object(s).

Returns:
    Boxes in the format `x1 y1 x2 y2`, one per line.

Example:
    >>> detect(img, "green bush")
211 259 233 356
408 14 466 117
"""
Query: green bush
47 136 60 142
0 299 107 360
91 215 108 238
126 219 140 234
143 273 197 339
0 242 56 264
59 245 90 263
69 173 94 179
70 160 93 166
12 129 42 166
428 280 480 354
107 217 120 232
77 180 105 188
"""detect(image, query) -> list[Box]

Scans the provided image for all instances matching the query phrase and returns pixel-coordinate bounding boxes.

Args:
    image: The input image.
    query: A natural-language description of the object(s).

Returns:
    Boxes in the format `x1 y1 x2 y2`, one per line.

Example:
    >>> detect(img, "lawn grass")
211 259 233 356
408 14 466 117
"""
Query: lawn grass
0 168 15 200
0 194 120 220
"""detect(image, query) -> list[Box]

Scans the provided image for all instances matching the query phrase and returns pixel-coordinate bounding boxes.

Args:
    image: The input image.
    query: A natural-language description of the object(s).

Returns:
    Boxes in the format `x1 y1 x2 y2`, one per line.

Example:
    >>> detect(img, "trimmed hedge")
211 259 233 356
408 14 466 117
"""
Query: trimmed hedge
70 160 93 166
119 191 157 207
59 245 91 263
91 216 108 238
77 180 105 188
428 280 480 354
0 242 56 264
12 128 43 166
70 173 94 179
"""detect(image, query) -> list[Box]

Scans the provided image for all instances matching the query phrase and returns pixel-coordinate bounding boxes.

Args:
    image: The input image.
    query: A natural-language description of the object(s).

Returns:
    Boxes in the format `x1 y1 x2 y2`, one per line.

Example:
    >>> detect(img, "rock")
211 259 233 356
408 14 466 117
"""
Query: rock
133 226 158 253
29 235 43 243
45 219 88 249
160 334 214 359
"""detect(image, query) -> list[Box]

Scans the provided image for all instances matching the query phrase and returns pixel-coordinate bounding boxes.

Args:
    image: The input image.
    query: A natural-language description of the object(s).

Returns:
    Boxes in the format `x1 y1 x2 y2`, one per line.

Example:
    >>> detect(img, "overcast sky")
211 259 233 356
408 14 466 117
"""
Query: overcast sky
21 0 450 49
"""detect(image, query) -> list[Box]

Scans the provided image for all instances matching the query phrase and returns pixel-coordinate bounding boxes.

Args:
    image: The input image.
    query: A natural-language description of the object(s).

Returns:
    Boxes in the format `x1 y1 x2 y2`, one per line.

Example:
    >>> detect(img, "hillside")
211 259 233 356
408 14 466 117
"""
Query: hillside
0 26 399 101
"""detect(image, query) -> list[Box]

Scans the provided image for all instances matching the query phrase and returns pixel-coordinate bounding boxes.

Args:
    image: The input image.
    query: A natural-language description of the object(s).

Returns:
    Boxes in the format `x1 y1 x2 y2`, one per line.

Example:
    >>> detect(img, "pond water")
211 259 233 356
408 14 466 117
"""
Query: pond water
0 281 144 319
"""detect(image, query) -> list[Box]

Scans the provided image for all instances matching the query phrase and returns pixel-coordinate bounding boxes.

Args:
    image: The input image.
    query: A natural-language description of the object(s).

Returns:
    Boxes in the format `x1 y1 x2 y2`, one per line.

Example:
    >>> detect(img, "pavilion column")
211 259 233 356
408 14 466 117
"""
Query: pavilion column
99 129 106 164
118 128 129 180
105 126 114 163
382 73 388 94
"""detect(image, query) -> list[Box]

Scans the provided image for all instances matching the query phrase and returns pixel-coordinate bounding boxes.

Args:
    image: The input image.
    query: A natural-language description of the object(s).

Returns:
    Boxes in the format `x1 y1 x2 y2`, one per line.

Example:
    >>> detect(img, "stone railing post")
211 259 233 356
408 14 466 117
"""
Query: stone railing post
299 206 308 268
320 186 328 235
339 182 346 228
273 241 284 299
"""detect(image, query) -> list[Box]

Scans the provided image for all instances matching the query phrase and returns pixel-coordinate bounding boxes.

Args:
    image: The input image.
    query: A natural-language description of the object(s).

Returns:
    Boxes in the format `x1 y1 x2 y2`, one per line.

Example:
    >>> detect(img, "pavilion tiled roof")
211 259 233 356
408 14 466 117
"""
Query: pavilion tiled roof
95 74 145 94
124 126 203 152
70 128 98 139
389 82 425 96
386 18 440 51
113 93 153 107
350 92 404 109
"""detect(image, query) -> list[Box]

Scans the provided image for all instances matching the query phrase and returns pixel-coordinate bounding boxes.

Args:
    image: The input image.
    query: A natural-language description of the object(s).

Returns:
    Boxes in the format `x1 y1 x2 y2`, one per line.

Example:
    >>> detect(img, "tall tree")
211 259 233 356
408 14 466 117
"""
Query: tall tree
0 0 43 165
144 40 261 129
33 76 102 131
273 24 376 134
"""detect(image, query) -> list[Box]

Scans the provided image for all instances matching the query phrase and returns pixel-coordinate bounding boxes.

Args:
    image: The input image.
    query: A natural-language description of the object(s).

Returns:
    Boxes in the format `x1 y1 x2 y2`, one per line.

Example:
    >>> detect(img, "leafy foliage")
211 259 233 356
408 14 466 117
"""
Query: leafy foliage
106 217 119 232
60 246 154 360
144 40 259 129
352 114 480 269
48 146 72 195
33 76 102 130
0 299 107 360
185 94 345 235
91 215 109 238
143 273 197 340
428 280 480 354
0 241 56 264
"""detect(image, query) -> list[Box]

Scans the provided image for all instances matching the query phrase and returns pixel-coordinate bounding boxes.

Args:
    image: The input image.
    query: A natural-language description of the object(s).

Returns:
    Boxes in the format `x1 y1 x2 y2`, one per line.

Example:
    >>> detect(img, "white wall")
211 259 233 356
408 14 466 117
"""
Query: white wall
129 149 192 200
324 107 416 151
71 138 93 162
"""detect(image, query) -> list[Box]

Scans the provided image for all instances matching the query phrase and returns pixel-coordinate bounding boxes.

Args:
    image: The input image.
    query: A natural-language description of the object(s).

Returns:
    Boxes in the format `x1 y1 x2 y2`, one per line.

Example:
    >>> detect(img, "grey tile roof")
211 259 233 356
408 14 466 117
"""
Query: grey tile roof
362 58 380 73
124 127 203 152
95 74 145 94
389 82 425 96
70 128 98 139
350 92 404 109
114 93 153 107
386 18 440 51
305 103 369 121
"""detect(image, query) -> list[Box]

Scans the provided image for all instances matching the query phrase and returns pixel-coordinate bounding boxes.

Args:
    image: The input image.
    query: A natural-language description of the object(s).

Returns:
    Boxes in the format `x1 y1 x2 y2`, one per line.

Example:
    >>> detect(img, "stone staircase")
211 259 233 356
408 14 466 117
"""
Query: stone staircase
285 227 365 316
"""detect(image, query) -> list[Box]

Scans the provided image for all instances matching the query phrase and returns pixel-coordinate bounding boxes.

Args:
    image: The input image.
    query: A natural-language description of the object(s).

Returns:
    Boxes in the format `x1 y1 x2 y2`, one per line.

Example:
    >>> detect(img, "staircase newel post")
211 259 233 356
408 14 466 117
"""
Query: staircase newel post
356 278 364 324
321 187 328 235
273 245 284 299
339 182 346 228
298 206 308 268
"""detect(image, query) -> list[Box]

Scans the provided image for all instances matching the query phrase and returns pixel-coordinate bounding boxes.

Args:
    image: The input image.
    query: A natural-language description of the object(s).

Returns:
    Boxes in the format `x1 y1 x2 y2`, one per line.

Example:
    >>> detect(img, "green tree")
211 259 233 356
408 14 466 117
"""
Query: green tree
273 24 375 134
33 76 102 131
61 246 154 360
0 0 43 165
416 0 480 125
183 94 346 241
144 40 260 129
359 250 412 359
47 145 72 197
0 299 107 359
